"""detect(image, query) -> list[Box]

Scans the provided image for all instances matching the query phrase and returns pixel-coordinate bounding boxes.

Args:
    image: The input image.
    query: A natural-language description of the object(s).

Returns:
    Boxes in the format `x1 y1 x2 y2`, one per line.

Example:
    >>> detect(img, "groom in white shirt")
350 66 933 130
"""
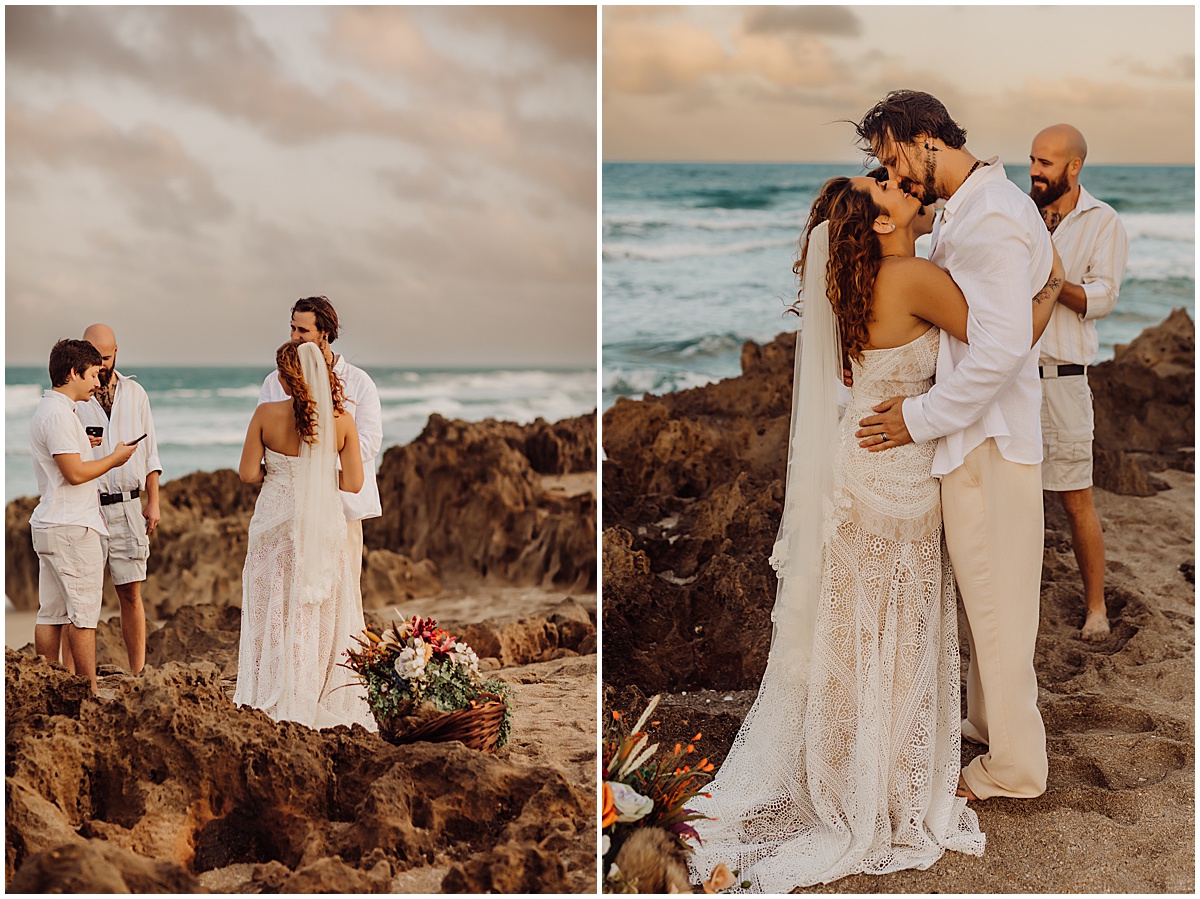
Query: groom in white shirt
258 296 383 609
853 90 1053 801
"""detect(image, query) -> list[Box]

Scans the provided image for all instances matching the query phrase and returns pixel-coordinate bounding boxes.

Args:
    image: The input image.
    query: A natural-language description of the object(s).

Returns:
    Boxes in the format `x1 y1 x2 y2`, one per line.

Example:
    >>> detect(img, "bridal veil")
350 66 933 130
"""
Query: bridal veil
293 340 346 605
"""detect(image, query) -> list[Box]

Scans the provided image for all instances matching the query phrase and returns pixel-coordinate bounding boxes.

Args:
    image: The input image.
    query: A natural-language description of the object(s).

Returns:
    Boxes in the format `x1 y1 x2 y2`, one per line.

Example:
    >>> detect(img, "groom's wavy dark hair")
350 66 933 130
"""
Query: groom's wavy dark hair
855 89 968 156
292 296 340 344
791 178 884 362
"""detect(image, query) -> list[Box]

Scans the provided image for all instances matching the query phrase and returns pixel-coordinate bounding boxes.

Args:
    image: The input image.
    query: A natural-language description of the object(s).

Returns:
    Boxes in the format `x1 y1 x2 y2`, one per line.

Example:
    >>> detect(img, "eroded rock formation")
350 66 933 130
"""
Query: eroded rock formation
5 595 597 892
6 414 596 613
364 414 596 592
602 311 1195 694
1089 307 1195 495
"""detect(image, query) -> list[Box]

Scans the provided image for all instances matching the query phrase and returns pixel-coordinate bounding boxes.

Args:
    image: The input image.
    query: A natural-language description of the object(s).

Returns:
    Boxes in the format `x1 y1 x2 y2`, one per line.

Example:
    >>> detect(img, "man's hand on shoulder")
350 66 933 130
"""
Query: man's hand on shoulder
855 397 913 452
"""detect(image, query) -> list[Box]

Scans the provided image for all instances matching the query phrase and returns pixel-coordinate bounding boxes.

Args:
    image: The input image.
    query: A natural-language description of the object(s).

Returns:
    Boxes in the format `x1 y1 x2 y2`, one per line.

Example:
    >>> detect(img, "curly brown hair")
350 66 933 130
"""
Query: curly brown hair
790 177 885 362
275 340 347 444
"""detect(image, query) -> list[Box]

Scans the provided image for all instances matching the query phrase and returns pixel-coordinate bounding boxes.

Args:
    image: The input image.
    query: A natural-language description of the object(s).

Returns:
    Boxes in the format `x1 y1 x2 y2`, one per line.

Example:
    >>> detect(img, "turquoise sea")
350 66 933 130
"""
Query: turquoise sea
603 163 1195 409
5 366 596 502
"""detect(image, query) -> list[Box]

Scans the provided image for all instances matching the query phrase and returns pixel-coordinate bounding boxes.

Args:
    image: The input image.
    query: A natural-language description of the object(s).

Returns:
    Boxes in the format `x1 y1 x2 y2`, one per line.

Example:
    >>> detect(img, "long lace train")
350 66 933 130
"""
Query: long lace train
687 328 983 892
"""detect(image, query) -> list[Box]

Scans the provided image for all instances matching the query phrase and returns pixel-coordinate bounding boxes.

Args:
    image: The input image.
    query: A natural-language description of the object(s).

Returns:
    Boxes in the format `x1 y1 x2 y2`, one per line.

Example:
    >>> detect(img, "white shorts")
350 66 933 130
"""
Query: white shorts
100 499 150 585
1040 374 1094 492
32 525 104 629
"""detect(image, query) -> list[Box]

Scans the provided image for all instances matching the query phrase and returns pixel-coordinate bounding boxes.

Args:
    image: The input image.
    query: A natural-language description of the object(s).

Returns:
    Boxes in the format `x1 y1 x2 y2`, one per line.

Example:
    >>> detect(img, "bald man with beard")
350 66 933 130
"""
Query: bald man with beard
1029 124 1129 642
75 323 163 674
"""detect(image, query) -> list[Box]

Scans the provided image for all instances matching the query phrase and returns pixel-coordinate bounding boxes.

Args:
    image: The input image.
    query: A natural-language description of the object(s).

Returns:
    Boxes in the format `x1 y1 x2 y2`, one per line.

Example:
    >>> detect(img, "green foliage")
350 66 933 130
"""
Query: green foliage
483 679 514 749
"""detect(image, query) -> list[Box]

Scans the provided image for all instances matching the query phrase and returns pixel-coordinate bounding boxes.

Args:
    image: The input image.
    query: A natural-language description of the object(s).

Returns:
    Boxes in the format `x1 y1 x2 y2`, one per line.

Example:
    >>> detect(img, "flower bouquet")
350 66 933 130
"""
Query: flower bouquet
343 615 512 752
603 695 744 893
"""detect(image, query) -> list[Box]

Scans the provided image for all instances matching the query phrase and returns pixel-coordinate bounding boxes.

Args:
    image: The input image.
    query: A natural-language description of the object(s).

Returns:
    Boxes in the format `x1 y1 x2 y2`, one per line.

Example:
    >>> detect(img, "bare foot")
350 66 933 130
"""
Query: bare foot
1080 608 1111 642
956 774 978 801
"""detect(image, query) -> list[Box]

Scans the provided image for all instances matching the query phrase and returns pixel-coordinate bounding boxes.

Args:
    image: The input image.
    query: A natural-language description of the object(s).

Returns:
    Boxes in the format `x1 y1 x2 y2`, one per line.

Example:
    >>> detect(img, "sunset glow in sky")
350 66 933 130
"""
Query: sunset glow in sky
603 5 1195 164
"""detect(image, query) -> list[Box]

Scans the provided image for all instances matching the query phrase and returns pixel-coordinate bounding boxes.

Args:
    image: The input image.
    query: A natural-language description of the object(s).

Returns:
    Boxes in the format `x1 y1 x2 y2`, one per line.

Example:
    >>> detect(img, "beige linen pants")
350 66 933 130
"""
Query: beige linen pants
347 519 364 609
941 438 1048 799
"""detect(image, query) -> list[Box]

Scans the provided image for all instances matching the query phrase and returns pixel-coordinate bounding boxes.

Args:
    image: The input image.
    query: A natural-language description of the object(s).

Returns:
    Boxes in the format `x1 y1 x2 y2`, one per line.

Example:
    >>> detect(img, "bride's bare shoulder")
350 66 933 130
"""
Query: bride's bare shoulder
876 257 955 293
259 398 293 417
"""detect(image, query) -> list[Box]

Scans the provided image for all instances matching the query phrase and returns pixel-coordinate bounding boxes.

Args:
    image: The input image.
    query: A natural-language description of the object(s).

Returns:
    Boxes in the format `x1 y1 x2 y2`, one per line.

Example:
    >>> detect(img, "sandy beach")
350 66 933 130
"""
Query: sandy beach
608 469 1193 893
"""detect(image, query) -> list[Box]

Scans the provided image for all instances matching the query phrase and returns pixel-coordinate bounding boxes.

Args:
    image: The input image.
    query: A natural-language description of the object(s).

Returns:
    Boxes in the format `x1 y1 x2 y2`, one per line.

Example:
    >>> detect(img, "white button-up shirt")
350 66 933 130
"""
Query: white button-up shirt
77 371 163 495
902 159 1054 476
1038 185 1129 366
29 390 108 533
258 354 383 521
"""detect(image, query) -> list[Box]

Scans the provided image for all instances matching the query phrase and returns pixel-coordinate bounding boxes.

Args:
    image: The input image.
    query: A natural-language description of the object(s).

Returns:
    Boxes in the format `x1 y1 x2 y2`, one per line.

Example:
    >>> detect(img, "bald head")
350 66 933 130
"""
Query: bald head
1034 124 1088 166
82 323 118 386
1029 124 1087 210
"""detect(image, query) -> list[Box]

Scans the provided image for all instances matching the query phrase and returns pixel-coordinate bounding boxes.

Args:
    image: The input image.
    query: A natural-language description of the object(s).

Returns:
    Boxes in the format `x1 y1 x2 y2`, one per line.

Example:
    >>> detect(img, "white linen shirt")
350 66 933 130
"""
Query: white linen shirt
902 159 1054 476
77 371 163 495
258 353 383 521
1038 185 1129 366
29 390 108 533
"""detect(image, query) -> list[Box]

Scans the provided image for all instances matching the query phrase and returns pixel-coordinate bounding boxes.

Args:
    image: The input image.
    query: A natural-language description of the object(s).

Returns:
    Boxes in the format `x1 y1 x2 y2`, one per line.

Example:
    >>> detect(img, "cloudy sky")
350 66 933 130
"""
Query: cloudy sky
604 5 1195 164
7 6 596 367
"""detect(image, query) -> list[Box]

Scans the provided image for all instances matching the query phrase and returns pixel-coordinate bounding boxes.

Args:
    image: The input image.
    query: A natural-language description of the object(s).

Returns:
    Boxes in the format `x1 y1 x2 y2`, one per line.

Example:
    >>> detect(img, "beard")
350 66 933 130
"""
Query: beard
898 149 940 206
899 175 938 207
1030 169 1070 207
98 353 116 387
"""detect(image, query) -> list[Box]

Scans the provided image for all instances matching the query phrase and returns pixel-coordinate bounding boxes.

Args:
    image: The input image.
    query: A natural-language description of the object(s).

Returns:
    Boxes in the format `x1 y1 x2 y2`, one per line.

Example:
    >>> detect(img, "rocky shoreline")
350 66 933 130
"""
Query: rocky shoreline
5 412 598 893
603 310 1194 892
6 412 596 617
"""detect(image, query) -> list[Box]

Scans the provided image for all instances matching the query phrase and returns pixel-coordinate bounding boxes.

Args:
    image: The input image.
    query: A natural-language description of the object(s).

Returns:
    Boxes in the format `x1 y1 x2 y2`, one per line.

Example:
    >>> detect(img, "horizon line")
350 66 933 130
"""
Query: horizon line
602 159 1196 168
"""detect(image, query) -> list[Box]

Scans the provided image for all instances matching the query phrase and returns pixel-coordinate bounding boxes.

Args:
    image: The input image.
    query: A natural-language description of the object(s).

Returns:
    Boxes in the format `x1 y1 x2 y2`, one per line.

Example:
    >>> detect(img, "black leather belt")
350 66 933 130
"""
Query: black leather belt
99 488 140 506
1038 364 1087 378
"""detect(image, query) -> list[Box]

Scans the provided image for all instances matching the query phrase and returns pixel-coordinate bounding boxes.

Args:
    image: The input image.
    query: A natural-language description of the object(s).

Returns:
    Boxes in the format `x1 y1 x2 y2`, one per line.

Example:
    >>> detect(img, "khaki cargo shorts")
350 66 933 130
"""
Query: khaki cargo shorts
1040 374 1094 492
100 498 151 585
32 525 104 628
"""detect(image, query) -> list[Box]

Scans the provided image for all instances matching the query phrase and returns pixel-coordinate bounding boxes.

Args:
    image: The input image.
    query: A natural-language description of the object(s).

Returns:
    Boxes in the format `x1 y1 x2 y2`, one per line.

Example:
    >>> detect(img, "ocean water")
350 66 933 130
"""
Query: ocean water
603 162 1195 409
5 366 597 502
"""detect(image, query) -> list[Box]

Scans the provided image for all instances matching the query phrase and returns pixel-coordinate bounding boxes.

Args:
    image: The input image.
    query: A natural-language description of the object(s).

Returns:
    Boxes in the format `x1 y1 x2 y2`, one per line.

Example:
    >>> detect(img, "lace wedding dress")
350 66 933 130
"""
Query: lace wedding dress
687 326 983 892
233 448 376 731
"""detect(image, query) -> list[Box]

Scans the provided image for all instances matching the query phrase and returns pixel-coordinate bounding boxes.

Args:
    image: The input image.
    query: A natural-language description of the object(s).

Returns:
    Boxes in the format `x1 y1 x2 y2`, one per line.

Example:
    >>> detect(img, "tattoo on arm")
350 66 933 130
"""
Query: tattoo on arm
1034 276 1062 305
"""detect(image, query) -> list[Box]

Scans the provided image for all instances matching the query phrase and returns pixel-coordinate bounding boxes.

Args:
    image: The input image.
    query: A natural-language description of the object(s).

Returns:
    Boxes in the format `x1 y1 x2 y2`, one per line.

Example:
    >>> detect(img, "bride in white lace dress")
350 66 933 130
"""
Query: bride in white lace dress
687 174 1061 891
233 340 376 731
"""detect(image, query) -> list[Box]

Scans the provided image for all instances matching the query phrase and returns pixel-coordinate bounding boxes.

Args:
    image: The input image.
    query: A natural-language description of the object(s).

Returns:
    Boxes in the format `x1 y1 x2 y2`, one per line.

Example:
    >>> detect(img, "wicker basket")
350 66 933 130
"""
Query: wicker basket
377 692 508 754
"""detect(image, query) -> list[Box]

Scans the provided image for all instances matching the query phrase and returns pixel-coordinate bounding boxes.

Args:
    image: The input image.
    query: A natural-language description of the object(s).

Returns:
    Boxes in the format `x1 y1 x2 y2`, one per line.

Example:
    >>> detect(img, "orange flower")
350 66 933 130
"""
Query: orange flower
601 782 618 828
703 863 736 894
